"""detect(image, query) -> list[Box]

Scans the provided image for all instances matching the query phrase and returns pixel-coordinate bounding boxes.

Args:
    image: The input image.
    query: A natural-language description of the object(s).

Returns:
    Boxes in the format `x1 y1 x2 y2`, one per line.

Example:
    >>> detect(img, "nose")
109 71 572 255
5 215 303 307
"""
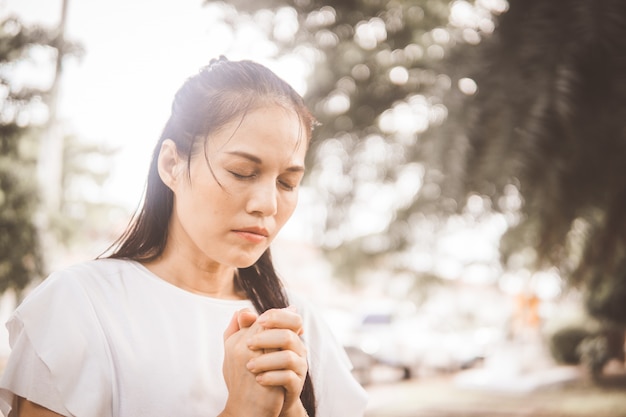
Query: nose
246 180 278 216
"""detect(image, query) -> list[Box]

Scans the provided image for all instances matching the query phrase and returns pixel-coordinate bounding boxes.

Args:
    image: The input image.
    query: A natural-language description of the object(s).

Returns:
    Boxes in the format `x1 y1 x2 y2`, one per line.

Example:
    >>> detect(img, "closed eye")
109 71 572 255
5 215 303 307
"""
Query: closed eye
278 172 302 191
229 170 256 180
278 179 297 191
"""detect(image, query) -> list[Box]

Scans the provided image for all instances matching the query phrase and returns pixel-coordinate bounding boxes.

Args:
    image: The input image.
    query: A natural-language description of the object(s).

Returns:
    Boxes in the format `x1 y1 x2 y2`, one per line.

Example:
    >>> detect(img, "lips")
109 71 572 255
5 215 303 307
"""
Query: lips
232 226 270 243
235 226 269 237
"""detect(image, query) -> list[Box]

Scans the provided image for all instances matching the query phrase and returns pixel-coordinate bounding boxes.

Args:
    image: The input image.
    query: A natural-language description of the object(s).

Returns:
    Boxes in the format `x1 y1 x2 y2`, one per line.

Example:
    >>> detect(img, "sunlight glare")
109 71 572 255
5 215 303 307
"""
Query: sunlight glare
324 91 351 115
458 77 478 95
273 7 299 42
305 5 336 28
354 17 387 50
389 66 409 85
531 269 562 300
394 163 424 208
348 183 395 238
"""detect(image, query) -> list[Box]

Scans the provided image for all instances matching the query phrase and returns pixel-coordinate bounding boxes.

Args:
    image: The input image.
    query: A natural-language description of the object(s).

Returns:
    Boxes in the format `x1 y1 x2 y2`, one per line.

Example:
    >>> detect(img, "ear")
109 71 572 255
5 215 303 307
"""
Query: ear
157 139 183 190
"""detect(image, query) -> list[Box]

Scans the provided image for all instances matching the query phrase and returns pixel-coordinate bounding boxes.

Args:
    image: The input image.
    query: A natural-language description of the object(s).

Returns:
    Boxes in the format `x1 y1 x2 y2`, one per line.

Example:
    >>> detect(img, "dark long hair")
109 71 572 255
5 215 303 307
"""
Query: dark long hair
105 57 317 416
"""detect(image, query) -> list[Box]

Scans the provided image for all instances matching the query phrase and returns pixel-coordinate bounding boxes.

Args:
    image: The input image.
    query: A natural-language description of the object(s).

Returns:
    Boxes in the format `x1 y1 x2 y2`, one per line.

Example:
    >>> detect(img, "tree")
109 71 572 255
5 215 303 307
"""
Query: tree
436 0 626 325
0 14 83 294
204 0 503 283
208 0 626 325
0 16 55 293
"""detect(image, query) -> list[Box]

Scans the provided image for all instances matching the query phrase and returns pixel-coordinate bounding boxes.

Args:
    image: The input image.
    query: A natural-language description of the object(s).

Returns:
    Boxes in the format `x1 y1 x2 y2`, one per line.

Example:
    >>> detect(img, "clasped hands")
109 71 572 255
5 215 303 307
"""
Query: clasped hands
221 306 308 417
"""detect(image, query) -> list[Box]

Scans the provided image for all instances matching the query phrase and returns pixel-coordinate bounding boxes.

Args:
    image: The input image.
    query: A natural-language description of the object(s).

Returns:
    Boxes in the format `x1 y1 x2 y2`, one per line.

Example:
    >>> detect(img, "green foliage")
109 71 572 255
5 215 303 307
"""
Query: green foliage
205 0 494 282
548 317 625 379
208 0 626 324
577 336 610 379
549 324 591 365
0 126 42 292
444 0 626 325
0 16 56 292
0 15 84 293
584 257 626 326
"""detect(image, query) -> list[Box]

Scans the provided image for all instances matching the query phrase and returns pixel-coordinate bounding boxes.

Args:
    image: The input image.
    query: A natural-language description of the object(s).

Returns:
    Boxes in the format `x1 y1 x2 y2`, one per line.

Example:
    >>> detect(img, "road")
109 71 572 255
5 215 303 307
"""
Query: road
363 365 626 417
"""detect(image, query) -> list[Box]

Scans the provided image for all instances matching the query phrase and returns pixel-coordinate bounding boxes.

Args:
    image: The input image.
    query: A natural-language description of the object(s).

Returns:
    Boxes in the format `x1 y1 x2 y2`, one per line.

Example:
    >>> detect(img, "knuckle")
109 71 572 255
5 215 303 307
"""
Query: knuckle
284 350 307 374
284 350 299 367
284 330 297 345
288 371 302 387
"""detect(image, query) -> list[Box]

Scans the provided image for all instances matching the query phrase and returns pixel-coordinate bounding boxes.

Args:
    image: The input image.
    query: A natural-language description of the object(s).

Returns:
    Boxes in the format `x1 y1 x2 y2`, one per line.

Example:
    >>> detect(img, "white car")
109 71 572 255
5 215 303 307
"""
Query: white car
347 311 495 381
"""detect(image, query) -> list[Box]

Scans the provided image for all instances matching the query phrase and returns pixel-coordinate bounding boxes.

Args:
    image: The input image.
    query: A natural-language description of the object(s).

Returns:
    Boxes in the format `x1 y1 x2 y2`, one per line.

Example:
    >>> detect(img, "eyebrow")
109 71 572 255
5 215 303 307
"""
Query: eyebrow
226 151 305 173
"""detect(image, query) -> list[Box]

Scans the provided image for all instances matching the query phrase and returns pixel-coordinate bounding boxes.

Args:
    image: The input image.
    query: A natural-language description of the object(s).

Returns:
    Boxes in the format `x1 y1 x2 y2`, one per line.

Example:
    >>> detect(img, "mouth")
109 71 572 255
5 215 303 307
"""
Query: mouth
232 226 270 243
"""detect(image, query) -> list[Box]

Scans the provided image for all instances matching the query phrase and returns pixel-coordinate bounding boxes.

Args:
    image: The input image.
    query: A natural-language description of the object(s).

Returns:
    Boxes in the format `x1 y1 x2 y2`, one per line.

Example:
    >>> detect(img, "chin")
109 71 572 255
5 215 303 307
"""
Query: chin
233 254 265 270
237 261 257 269
225 246 270 270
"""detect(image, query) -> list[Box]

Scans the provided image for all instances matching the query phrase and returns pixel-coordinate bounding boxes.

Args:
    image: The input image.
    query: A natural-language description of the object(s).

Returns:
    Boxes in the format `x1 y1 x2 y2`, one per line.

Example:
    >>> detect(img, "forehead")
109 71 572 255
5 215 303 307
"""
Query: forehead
206 105 308 162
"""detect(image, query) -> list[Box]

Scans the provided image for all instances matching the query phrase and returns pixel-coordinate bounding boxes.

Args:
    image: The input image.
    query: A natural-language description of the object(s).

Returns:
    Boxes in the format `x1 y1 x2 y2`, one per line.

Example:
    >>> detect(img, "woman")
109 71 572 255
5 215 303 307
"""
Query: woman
0 57 368 417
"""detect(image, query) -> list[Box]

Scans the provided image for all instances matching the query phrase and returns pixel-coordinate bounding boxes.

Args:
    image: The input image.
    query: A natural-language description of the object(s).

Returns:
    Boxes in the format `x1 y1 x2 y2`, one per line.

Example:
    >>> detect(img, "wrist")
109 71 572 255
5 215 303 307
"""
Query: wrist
279 400 309 417
220 399 284 417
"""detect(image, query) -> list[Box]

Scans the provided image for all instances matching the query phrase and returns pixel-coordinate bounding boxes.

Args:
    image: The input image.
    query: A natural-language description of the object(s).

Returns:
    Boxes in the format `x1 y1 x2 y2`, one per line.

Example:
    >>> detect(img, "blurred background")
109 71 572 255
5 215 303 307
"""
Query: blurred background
1 0 625 415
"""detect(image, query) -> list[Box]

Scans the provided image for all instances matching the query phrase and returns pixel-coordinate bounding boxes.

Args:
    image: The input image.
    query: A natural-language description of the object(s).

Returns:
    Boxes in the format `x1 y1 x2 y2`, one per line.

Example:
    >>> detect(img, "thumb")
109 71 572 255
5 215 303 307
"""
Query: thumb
223 311 241 341
237 308 258 329
223 308 258 341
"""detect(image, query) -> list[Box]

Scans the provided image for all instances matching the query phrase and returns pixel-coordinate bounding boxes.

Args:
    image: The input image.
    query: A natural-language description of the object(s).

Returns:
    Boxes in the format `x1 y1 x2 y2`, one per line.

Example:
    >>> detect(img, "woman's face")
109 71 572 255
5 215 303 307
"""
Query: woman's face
165 105 307 269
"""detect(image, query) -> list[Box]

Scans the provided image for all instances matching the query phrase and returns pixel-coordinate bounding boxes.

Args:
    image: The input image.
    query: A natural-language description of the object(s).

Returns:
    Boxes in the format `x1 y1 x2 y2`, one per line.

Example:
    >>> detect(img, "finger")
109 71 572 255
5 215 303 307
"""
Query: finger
246 350 308 376
237 308 258 329
254 369 304 390
257 307 304 335
286 306 305 336
248 329 307 356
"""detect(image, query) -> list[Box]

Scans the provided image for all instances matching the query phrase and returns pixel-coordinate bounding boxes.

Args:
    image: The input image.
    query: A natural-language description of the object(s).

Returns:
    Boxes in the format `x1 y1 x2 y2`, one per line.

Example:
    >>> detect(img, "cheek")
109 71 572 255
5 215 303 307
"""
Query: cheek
178 178 228 220
196 186 237 218
277 193 299 223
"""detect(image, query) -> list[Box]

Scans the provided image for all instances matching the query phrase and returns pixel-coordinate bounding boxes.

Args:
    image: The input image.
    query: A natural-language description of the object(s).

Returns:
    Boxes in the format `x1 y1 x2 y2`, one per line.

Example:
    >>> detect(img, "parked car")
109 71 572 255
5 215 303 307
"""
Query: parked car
347 311 426 379
346 309 499 381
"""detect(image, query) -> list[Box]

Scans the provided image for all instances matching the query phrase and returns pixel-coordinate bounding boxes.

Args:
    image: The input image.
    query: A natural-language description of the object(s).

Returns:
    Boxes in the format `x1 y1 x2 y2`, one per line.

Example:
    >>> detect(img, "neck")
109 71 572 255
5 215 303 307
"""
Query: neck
142 250 245 300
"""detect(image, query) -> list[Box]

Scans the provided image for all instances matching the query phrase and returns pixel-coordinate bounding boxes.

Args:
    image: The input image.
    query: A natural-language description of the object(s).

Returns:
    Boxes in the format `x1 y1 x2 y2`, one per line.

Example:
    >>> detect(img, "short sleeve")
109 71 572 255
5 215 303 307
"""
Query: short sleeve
0 272 114 417
0 316 70 416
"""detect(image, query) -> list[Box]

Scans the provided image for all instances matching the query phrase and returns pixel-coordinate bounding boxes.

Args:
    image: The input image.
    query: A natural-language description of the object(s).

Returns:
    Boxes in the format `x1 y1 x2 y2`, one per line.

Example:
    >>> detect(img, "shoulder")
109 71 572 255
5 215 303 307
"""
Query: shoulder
47 257 136 282
15 258 136 321
26 258 135 294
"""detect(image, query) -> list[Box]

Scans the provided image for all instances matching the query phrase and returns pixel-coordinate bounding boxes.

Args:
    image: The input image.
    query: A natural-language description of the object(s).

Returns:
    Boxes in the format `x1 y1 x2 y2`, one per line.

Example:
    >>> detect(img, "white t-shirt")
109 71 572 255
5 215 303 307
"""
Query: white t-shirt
0 259 367 417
